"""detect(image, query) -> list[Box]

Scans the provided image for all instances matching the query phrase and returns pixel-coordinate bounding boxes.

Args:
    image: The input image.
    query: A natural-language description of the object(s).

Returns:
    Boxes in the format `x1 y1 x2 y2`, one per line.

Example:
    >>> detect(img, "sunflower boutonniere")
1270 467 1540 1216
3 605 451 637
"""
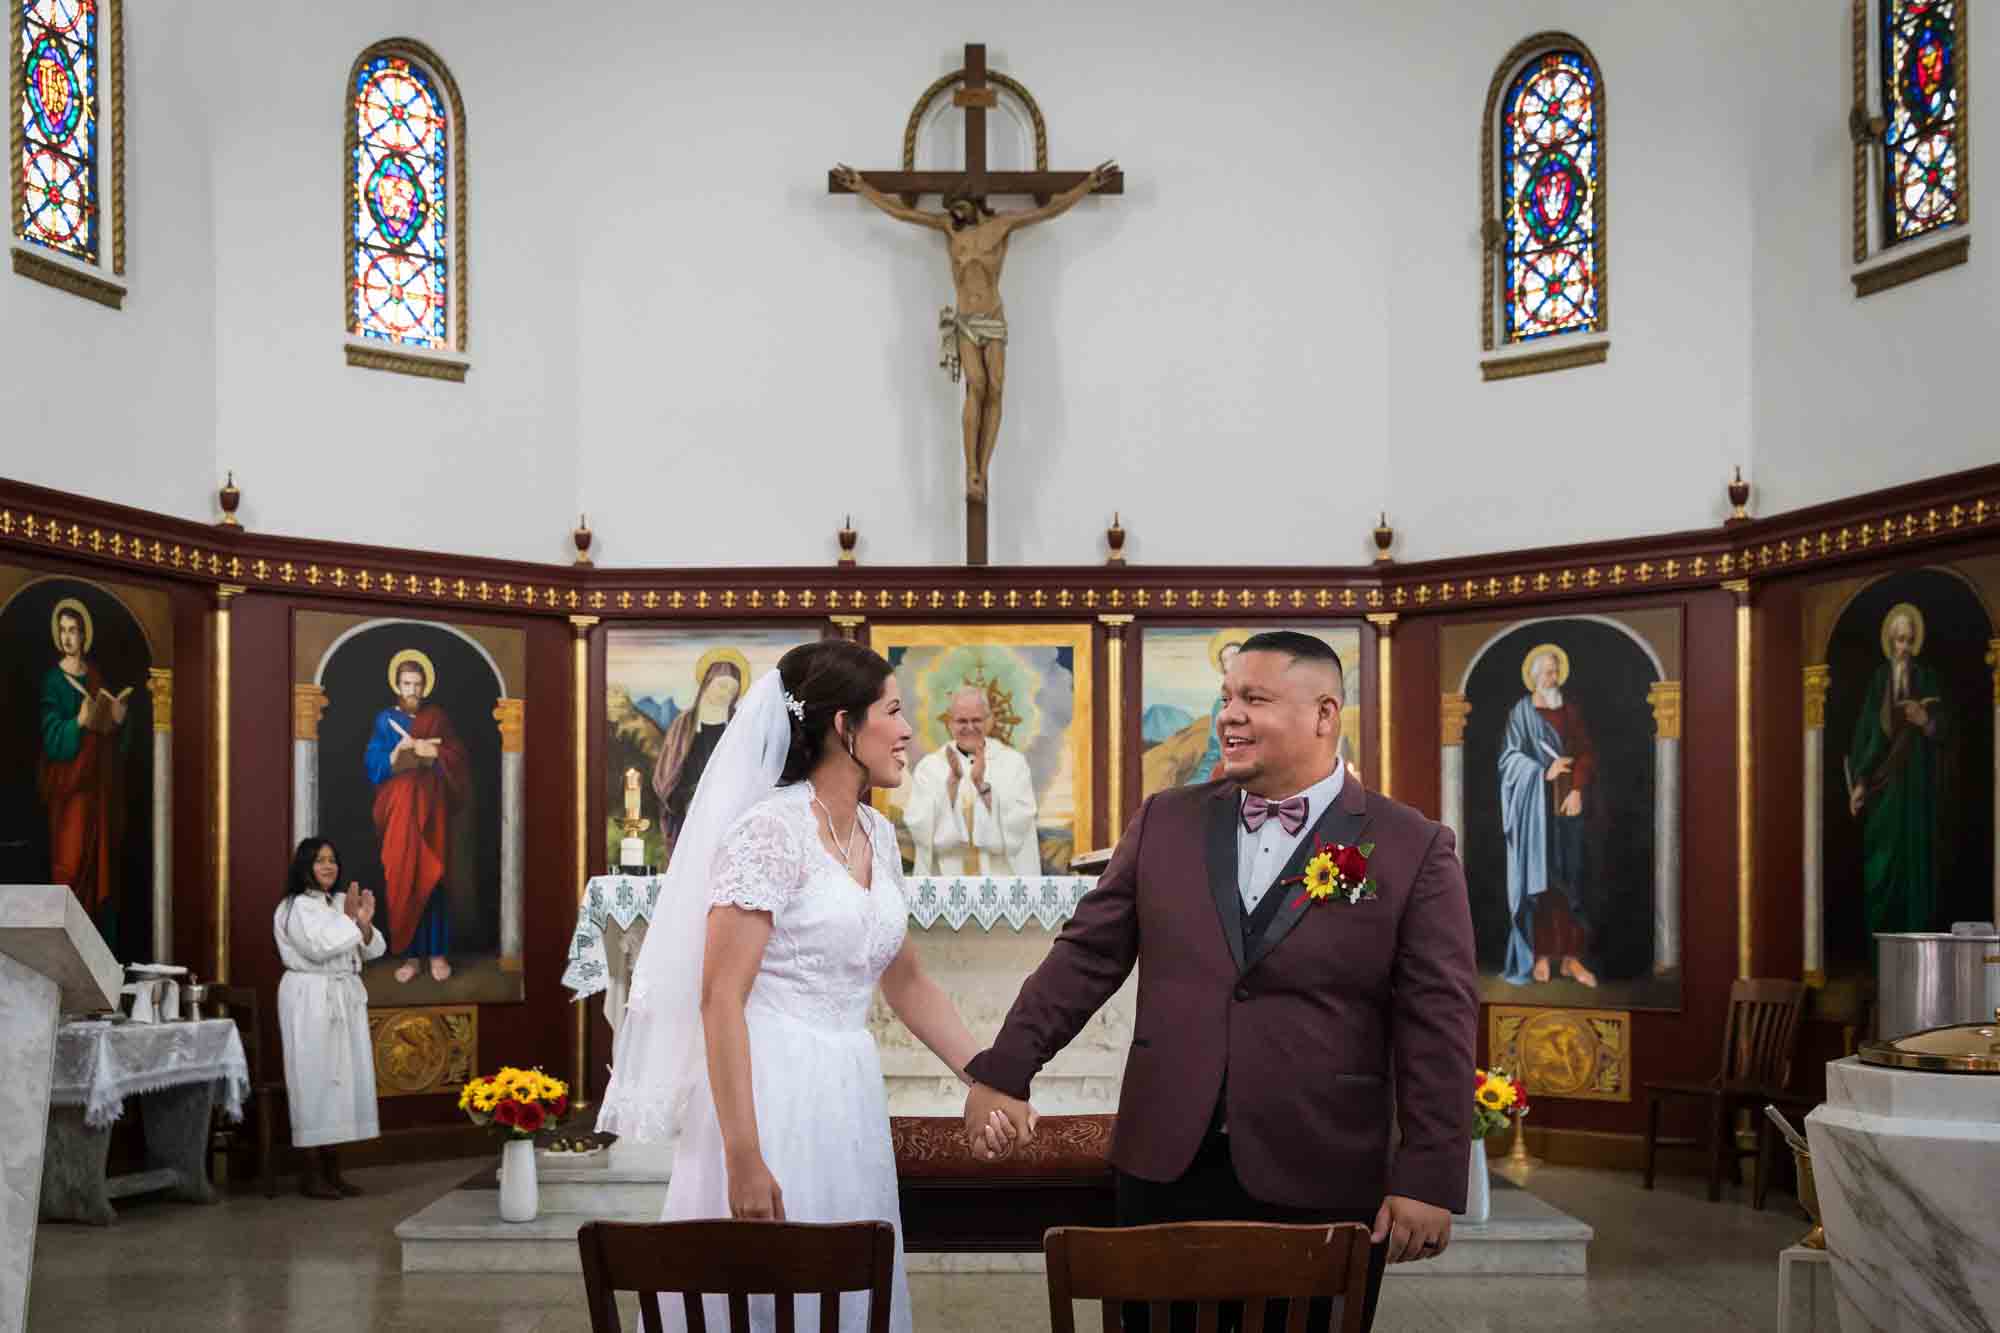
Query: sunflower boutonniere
1284 837 1377 910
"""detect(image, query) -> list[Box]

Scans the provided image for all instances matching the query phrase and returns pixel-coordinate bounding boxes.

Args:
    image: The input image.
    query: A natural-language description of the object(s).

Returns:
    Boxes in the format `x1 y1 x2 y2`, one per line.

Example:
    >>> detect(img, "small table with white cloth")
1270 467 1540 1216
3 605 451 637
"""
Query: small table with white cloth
41 1016 249 1224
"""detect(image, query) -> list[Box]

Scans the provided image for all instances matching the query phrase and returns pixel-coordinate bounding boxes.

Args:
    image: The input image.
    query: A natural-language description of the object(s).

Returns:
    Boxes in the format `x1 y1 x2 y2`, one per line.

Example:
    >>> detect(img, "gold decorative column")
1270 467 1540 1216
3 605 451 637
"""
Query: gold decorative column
1099 614 1134 843
292 684 327 737
147 669 174 962
292 683 328 848
1803 665 1832 986
1439 693 1471 853
1725 580 1753 979
494 698 526 975
570 616 598 1101
214 585 244 981
1367 614 1398 797
1646 681 1683 977
830 614 866 642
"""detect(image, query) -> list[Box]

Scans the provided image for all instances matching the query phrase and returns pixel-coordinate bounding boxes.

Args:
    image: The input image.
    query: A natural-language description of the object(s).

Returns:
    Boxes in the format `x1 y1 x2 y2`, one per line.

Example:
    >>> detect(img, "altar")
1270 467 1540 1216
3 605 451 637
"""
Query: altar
562 872 1129 1114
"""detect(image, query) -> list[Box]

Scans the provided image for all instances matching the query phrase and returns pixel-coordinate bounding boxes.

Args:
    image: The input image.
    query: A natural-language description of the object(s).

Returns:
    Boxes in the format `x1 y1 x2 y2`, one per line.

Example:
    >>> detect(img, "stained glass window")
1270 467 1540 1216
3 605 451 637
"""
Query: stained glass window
1500 50 1601 343
1880 0 1961 244
350 52 451 348
18 0 99 263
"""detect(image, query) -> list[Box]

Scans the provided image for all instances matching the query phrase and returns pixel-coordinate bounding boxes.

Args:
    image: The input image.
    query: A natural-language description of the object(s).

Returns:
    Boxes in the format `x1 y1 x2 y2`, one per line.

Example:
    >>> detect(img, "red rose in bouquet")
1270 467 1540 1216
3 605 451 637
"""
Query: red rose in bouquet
515 1101 547 1134
493 1099 521 1128
550 1094 569 1121
1333 844 1369 884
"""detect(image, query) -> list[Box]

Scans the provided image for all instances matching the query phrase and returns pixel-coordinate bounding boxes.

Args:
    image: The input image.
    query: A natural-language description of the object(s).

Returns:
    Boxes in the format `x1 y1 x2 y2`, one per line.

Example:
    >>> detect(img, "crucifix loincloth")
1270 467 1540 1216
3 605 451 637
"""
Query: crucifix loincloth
938 307 1009 383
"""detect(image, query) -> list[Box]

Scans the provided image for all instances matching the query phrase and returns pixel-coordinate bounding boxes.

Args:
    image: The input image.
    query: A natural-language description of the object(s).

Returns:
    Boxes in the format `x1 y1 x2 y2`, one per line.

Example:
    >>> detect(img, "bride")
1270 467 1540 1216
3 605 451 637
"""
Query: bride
598 640 1021 1332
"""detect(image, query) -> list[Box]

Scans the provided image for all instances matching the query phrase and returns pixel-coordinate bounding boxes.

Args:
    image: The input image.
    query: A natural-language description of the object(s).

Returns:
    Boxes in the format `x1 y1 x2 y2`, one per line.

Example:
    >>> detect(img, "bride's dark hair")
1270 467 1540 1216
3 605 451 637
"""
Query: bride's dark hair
777 640 895 783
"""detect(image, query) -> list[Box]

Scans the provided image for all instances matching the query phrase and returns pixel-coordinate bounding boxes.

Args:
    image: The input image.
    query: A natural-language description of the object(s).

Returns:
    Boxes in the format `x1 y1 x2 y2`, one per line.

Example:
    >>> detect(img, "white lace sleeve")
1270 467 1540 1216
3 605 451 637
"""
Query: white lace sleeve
710 801 807 915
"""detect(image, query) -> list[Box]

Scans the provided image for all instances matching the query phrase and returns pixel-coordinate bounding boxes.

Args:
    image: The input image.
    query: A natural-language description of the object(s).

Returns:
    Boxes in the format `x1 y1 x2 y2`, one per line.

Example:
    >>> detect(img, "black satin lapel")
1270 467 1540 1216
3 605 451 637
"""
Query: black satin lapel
1206 793 1247 974
1244 792 1370 973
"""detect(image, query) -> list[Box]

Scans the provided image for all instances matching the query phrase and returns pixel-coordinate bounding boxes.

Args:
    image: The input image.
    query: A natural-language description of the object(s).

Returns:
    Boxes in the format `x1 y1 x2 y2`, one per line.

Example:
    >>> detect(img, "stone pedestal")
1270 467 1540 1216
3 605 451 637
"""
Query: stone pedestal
0 886 122 1331
1806 1056 2000 1332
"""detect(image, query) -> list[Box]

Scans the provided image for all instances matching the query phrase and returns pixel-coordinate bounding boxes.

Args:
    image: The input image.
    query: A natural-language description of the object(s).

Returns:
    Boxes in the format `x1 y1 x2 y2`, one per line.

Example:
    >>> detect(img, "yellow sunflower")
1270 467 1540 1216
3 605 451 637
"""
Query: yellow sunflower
1300 852 1339 901
1476 1076 1515 1111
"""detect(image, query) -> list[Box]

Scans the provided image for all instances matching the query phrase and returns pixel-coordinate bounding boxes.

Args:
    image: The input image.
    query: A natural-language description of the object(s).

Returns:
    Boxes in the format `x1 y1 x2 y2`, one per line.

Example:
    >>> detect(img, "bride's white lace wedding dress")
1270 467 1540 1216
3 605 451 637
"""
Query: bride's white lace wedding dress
659 780 913 1333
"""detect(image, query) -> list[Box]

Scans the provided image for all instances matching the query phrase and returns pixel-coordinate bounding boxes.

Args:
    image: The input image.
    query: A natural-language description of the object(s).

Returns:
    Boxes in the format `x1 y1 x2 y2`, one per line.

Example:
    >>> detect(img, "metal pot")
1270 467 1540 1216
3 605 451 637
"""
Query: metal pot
1873 931 2000 1040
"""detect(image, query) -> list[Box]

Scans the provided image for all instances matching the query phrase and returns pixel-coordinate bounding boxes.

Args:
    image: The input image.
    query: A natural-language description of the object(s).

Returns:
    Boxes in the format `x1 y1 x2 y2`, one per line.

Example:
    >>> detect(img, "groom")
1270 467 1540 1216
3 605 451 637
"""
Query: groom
964 631 1477 1330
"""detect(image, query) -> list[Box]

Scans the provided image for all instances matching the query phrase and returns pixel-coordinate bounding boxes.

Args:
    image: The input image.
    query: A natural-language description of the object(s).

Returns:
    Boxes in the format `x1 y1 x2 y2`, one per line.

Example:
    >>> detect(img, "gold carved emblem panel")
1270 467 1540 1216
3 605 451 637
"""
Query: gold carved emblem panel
1489 1005 1630 1103
369 1004 478 1098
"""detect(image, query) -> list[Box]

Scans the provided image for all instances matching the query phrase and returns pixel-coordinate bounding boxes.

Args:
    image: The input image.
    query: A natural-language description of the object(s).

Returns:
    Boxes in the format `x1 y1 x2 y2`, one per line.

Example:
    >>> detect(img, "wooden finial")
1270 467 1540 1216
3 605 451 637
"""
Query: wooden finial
838 515 858 566
1372 512 1395 564
1105 512 1127 566
1726 467 1752 526
573 514 593 565
217 471 241 527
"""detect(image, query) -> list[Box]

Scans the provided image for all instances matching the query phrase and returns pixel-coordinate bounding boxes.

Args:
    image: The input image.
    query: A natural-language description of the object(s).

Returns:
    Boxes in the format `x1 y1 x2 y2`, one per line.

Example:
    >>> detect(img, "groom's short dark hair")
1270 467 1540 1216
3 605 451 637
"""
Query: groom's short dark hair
1240 631 1344 696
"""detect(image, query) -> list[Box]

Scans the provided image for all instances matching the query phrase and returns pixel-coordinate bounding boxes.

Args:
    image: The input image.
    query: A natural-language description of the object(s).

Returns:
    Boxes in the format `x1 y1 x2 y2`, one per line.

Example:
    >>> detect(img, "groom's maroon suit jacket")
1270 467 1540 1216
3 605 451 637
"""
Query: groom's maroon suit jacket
965 775 1478 1212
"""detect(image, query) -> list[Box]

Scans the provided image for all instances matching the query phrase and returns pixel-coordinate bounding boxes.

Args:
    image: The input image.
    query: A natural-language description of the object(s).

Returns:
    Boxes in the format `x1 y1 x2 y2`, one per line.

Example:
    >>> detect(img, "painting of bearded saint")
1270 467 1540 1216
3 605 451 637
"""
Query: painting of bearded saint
368 650 471 984
1845 604 1946 937
1499 644 1600 989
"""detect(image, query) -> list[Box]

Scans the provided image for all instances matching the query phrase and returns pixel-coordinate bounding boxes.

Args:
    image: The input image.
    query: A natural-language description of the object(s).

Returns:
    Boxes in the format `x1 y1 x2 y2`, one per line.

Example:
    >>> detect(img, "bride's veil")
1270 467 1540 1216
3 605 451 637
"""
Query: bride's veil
595 667 793 1141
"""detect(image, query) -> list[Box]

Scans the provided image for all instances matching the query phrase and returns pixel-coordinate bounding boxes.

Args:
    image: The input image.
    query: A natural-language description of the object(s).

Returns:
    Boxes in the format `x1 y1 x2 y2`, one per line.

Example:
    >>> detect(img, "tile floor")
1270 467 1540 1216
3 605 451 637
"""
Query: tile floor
28 1156 1810 1331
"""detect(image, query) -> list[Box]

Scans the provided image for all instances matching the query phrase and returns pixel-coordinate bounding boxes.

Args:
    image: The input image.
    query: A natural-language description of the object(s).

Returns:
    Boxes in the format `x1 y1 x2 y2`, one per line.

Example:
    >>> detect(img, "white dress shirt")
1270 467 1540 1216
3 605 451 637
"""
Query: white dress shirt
1235 764 1347 916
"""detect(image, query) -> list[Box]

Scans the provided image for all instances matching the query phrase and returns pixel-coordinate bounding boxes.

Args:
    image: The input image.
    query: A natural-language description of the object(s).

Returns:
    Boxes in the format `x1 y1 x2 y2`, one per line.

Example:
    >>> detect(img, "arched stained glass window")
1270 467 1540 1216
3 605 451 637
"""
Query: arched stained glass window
17 0 99 262
1496 47 1603 344
1880 0 1962 244
346 41 465 352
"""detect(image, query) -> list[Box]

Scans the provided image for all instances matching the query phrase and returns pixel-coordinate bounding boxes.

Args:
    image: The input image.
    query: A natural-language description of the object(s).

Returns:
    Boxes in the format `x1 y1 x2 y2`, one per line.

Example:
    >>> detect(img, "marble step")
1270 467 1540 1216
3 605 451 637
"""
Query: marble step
396 1188 658 1274
400 1178 1592 1278
456 1156 670 1219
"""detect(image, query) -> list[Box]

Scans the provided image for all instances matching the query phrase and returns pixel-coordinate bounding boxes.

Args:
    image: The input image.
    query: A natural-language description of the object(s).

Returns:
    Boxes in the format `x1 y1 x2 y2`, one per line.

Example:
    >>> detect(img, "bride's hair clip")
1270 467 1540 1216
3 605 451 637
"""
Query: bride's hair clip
781 690 807 722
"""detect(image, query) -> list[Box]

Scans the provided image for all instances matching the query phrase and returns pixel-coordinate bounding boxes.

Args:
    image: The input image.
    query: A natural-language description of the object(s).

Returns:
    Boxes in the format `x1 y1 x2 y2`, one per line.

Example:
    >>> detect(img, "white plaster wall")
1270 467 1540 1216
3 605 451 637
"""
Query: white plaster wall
6 0 1988 565
1 0 215 523
1746 0 2000 517
199 1 578 562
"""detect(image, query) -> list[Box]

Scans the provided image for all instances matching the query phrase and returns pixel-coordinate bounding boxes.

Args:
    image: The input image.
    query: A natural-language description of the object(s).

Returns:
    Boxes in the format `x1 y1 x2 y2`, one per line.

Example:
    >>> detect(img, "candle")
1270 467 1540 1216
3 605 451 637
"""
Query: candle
623 767 642 823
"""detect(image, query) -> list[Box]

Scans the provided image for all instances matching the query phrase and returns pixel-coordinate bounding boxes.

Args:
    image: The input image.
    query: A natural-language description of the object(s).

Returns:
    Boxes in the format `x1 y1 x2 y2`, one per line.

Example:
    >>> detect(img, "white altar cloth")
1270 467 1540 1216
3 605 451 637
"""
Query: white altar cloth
51 1018 249 1129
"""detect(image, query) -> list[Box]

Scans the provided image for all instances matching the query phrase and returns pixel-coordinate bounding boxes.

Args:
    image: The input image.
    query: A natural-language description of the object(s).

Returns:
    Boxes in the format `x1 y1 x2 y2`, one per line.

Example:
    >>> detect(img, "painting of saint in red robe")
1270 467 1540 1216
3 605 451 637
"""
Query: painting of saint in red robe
36 598 134 937
365 650 469 984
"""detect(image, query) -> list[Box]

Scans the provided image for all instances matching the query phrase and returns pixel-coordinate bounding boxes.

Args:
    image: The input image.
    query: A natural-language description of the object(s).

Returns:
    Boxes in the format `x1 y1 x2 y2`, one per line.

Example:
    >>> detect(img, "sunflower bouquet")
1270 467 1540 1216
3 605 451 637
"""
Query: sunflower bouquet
459 1065 570 1140
1472 1067 1530 1140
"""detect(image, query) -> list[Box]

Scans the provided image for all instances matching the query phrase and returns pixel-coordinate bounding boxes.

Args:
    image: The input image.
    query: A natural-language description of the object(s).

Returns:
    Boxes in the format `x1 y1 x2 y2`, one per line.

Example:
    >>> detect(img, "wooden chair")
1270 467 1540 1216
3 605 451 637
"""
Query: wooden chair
205 983 281 1198
577 1219 896 1333
1044 1221 1373 1333
1642 977 1813 1205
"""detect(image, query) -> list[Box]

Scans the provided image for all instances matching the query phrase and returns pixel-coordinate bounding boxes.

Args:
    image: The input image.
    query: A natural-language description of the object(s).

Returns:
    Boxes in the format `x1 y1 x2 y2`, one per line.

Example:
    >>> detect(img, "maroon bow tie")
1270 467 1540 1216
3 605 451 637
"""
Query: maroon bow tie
1241 794 1309 836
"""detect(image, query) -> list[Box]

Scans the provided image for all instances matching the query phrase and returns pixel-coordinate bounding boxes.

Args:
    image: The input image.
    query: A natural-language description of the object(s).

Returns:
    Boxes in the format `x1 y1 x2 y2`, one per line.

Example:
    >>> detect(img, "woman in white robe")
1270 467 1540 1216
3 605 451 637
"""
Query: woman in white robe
273 837 385 1199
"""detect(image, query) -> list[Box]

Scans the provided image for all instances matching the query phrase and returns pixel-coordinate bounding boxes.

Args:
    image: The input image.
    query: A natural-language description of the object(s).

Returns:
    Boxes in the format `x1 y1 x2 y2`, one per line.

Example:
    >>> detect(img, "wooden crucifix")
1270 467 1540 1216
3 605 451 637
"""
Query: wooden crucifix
831 43 1123 565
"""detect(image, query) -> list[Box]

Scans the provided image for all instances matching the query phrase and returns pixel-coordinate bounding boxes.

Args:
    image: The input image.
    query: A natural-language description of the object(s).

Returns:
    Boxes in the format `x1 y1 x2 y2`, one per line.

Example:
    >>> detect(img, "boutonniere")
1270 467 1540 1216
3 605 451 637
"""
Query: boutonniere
1284 837 1377 909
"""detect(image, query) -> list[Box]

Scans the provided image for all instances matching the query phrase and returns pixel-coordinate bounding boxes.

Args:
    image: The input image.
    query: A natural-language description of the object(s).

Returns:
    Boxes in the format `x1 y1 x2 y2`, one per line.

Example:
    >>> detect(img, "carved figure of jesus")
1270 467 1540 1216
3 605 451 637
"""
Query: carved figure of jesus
832 160 1117 502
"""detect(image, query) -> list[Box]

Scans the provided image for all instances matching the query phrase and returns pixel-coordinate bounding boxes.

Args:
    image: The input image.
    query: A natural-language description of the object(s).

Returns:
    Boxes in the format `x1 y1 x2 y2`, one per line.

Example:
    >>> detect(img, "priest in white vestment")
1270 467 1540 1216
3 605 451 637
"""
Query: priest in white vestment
903 687 1042 876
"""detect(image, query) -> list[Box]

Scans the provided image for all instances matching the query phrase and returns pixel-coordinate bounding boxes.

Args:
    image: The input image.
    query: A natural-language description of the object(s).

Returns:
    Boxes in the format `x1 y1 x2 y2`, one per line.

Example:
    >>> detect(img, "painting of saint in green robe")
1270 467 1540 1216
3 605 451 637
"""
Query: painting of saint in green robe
1843 603 1946 936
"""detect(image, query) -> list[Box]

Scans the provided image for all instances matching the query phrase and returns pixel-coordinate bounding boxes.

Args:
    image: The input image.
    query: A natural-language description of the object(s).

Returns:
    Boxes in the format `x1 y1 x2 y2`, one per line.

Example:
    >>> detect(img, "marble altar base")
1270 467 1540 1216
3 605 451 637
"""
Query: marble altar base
0 954 59 1330
1806 1056 2000 1333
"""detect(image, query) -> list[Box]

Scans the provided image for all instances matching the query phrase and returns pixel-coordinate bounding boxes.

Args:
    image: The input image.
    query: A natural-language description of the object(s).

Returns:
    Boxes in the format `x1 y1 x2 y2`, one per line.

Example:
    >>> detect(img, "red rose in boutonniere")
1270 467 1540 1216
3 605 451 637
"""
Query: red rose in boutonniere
1285 837 1378 910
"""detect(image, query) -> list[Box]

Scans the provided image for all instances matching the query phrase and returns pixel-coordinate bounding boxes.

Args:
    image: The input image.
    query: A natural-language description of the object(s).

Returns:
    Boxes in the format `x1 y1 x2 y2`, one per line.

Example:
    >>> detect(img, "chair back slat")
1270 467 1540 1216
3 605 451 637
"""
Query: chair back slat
1044 1222 1372 1333
207 984 265 1084
639 1292 664 1333
577 1220 895 1333
819 1291 841 1333
1718 978 1808 1088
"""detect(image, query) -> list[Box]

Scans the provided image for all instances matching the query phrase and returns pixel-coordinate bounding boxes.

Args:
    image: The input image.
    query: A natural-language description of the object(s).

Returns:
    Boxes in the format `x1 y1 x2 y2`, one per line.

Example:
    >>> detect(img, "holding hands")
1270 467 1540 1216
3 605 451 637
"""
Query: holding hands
963 1082 1037 1162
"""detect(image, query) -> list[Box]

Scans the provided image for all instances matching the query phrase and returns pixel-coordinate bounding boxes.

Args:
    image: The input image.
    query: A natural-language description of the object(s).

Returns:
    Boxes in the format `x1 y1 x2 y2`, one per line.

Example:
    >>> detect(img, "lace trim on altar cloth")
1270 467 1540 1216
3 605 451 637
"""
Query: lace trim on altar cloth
51 1019 251 1129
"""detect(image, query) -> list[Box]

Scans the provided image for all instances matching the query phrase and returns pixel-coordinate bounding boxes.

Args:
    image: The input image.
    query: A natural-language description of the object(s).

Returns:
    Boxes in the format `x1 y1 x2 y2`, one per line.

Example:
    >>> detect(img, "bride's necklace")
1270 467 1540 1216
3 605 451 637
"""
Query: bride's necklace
810 787 871 867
